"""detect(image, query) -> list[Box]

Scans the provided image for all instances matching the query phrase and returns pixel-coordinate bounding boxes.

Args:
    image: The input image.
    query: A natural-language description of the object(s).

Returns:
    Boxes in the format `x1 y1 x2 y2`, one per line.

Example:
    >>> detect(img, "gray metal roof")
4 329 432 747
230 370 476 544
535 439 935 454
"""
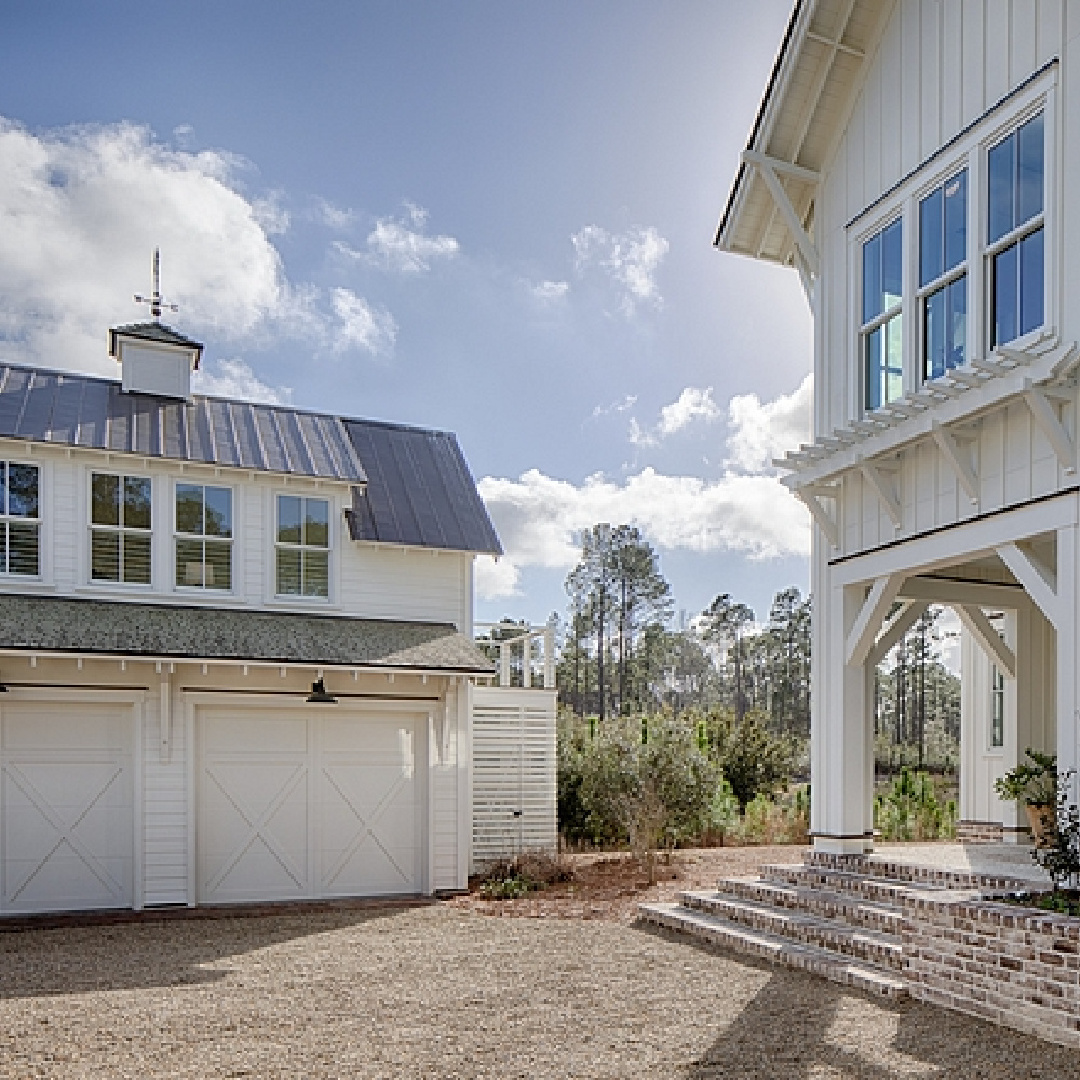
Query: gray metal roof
344 420 502 555
109 321 204 358
0 594 495 673
0 360 502 554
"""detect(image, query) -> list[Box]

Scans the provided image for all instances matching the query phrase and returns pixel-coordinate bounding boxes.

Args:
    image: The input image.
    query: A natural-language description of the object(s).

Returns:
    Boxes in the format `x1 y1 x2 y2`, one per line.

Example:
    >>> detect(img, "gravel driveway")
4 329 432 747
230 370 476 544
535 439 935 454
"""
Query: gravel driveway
1 900 1078 1079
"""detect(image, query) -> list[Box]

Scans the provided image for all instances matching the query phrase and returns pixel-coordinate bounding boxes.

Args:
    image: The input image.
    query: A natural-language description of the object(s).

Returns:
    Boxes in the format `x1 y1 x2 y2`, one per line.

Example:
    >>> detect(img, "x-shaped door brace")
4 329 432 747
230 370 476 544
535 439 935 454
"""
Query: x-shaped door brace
3 762 126 902
205 764 308 894
321 767 410 887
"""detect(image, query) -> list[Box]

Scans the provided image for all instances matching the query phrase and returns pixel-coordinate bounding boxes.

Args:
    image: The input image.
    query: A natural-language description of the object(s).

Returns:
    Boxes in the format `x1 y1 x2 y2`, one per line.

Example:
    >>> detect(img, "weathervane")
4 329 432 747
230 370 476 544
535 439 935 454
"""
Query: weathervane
134 248 179 321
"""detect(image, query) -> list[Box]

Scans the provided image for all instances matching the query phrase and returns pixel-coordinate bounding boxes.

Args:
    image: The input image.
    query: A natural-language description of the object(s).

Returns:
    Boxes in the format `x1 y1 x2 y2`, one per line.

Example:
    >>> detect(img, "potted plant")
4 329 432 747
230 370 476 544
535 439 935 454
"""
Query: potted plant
996 749 1058 846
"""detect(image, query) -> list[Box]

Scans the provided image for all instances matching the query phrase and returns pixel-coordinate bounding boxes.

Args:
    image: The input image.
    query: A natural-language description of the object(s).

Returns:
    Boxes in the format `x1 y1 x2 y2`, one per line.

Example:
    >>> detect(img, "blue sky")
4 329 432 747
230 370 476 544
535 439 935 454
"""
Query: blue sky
0 1 812 628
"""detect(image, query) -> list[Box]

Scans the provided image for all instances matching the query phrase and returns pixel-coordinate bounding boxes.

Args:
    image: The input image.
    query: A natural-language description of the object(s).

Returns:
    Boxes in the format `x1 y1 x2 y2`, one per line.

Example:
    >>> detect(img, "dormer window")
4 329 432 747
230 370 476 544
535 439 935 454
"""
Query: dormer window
0 462 39 576
920 170 967 380
861 218 903 411
988 111 1044 347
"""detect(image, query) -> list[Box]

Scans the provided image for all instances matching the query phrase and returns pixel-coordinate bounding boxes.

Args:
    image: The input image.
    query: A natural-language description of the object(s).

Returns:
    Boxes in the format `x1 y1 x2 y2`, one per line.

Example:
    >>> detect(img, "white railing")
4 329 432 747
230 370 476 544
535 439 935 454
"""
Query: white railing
474 621 556 689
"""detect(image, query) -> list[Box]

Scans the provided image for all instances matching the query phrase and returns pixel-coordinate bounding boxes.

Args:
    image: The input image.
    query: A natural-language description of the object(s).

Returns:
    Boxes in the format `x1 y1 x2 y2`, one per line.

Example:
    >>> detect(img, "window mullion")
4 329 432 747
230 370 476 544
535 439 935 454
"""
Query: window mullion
901 195 917 396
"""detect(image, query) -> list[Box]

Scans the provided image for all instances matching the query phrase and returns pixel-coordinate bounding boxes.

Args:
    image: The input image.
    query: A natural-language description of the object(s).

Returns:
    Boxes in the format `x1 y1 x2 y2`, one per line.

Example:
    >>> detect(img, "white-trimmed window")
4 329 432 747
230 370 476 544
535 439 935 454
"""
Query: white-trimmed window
987 111 1044 348
90 473 151 584
275 495 329 598
861 217 903 411
175 483 232 590
0 461 39 576
920 170 967 379
990 665 1005 749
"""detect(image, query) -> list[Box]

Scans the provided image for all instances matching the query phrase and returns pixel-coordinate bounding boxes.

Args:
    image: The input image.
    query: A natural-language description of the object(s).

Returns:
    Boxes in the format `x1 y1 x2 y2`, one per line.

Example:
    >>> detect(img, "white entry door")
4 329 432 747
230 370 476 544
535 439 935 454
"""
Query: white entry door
1 701 135 914
197 708 422 904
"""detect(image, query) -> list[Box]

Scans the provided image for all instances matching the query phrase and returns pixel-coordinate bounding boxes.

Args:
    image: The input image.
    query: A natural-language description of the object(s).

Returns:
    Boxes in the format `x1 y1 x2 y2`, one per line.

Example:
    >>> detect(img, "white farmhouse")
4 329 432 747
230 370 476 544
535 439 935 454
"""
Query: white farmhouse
0 315 554 916
719 0 1076 852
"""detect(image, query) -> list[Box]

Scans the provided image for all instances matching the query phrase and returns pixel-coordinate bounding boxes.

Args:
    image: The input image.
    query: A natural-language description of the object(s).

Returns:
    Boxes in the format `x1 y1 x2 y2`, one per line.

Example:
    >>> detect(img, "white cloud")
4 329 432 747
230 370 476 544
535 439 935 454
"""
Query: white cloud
475 555 523 601
337 202 459 275
331 288 397 355
477 378 813 599
191 357 293 405
0 117 389 374
531 279 569 302
571 224 669 314
630 386 721 445
725 373 813 473
311 197 358 229
592 394 637 418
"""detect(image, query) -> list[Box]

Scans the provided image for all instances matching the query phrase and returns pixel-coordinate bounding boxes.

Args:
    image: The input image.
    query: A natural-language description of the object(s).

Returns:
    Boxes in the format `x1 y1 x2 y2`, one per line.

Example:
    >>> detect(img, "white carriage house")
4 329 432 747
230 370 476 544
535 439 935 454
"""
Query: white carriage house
719 0 1080 851
0 320 555 916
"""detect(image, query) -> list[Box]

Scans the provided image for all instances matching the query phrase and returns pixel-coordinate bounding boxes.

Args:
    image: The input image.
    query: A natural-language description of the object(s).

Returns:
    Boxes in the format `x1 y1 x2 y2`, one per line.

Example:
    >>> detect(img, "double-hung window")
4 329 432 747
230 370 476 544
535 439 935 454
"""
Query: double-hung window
920 170 967 379
276 495 329 598
175 483 232 590
91 473 151 584
861 218 903 411
0 462 39 576
988 111 1044 347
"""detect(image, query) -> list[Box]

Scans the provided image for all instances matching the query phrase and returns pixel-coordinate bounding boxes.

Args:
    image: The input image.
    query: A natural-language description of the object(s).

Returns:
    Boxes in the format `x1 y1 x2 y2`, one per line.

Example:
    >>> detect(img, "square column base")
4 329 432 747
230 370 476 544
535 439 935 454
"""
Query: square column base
812 834 874 856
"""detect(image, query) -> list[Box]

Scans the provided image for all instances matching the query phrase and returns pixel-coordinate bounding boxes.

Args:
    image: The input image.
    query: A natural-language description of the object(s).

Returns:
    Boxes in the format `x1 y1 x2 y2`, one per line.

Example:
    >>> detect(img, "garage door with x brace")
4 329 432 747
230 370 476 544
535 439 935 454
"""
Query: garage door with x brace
1 701 135 915
197 708 423 904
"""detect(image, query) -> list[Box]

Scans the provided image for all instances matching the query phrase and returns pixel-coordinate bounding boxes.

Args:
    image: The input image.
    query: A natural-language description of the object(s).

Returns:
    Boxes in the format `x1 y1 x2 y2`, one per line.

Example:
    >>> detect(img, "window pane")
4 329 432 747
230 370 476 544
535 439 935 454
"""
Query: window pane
0 465 6 517
865 327 883 411
124 476 151 530
988 132 1015 244
943 170 967 273
881 219 903 309
204 540 231 590
946 274 967 371
124 533 152 585
278 495 302 544
304 499 329 548
303 550 329 598
925 287 945 380
1017 111 1044 226
8 464 39 518
277 547 302 595
176 538 204 586
1020 227 1044 337
91 529 120 581
885 314 903 402
862 233 881 323
204 486 232 538
9 522 38 575
176 485 203 535
919 186 943 287
92 474 119 526
992 244 1018 346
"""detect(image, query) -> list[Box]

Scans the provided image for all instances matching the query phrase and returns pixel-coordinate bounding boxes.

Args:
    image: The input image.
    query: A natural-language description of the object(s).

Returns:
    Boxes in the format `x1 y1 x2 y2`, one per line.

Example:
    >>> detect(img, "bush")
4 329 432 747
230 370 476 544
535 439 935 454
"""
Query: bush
475 851 575 900
725 785 810 846
704 708 798 811
874 768 956 840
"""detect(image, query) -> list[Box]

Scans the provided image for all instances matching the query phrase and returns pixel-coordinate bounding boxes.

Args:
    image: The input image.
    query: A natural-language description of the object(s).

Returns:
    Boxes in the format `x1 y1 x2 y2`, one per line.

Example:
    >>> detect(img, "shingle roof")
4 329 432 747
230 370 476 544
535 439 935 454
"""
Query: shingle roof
0 594 495 673
344 420 502 555
0 361 501 554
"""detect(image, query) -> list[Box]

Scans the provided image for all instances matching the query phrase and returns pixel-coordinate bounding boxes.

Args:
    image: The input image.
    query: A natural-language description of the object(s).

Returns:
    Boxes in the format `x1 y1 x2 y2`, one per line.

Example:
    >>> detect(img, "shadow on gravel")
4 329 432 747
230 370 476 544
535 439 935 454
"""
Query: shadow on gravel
640 921 1078 1080
0 905 411 1000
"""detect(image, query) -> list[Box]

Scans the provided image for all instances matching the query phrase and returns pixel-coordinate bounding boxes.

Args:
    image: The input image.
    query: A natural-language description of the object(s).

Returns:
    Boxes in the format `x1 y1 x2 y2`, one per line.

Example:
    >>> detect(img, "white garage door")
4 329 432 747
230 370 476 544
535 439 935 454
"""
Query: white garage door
197 709 422 904
1 701 134 914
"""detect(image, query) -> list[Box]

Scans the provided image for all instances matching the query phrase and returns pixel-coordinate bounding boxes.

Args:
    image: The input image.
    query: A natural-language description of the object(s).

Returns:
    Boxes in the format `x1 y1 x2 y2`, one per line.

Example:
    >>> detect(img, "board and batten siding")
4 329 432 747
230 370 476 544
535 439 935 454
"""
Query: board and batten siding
813 0 1077 560
142 676 188 907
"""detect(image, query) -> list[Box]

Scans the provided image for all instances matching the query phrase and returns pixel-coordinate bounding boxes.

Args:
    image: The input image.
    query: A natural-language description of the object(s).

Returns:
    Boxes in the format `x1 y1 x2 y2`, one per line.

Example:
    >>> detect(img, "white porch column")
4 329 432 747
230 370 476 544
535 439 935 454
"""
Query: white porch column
1058 524 1079 788
812 568 876 854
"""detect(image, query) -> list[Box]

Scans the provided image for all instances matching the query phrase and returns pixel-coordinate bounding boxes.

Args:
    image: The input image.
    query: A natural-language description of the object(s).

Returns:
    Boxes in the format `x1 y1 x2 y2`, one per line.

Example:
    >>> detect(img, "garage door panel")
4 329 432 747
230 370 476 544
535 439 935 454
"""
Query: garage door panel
1 703 134 914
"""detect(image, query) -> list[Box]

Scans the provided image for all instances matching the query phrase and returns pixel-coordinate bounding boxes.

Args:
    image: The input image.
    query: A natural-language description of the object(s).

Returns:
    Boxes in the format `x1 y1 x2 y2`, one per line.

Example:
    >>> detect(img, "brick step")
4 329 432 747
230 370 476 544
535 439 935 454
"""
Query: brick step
717 875 903 934
637 901 909 1000
679 890 902 969
759 864 983 907
805 851 1036 892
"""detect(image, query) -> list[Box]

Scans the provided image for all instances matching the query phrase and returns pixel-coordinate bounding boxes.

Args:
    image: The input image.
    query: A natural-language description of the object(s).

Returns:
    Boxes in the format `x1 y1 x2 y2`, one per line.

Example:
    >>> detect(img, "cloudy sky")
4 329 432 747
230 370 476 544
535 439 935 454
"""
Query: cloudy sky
0 0 812 628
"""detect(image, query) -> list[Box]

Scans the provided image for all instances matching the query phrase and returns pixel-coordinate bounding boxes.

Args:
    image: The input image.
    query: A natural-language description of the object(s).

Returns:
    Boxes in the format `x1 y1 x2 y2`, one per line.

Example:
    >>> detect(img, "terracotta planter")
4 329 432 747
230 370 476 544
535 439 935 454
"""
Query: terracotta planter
1026 803 1056 847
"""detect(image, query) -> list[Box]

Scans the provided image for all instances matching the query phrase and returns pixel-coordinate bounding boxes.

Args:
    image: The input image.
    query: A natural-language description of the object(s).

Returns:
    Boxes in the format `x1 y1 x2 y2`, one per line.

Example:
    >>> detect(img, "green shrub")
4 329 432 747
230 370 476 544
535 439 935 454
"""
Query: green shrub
874 768 956 840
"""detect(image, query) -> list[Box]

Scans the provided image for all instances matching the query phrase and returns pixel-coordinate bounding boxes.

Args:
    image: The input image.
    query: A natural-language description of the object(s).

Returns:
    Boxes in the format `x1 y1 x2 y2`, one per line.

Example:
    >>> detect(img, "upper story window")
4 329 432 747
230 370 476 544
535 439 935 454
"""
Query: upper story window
990 665 1005 749
276 495 329 598
988 111 1044 347
175 483 232 590
0 462 39 576
861 218 903 411
920 170 967 379
91 473 151 584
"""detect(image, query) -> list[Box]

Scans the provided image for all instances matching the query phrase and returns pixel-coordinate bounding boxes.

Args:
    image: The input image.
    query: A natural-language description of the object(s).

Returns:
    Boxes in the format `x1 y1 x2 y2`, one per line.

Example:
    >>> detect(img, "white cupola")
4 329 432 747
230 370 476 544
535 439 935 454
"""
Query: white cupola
110 248 203 399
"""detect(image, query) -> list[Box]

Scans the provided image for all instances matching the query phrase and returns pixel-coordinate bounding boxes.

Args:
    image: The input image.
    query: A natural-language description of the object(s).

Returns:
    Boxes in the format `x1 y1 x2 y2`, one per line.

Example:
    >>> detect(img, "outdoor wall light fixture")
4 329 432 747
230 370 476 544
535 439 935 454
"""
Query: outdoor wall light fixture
306 678 337 704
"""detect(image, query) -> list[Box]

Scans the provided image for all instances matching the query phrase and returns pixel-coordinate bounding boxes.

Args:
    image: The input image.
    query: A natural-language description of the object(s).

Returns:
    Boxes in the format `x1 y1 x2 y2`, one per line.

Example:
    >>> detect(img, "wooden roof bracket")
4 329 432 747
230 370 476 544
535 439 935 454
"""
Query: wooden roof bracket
1023 378 1076 474
795 481 839 548
931 421 980 506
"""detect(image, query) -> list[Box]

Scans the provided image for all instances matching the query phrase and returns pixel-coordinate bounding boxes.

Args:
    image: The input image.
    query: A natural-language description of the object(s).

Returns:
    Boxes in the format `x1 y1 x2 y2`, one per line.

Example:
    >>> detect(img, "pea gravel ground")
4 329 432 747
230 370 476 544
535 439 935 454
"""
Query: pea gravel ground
1 855 1078 1078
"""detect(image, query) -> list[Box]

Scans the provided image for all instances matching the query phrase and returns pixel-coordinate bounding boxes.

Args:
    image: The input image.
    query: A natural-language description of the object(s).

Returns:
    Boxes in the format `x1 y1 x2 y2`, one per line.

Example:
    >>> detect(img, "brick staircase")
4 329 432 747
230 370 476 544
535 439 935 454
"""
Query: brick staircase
638 851 1035 1001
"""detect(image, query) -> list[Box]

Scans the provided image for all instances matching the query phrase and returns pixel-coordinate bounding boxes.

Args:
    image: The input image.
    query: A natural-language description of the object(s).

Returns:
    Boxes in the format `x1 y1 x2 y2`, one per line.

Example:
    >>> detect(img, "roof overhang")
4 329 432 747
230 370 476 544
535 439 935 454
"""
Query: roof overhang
715 0 893 274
